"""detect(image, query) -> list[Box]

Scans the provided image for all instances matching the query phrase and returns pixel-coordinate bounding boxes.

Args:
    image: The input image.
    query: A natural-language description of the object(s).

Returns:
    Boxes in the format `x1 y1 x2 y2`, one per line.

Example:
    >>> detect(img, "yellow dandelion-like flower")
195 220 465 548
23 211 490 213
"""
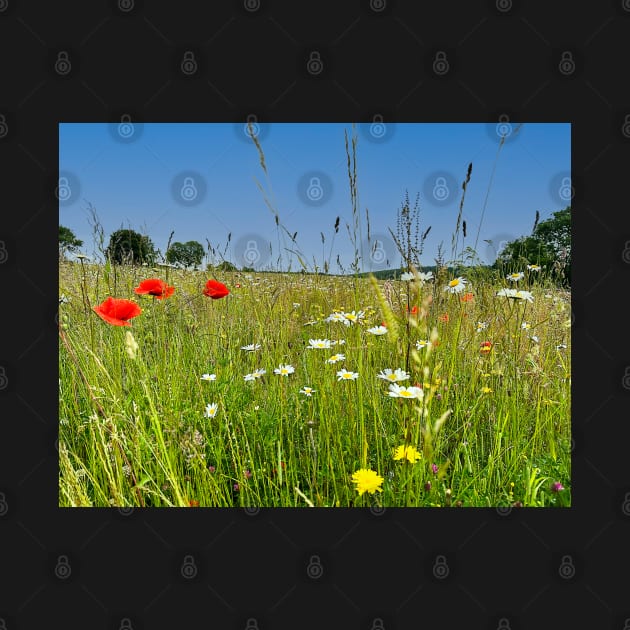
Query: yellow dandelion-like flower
481 386 493 394
351 468 384 496
393 444 422 463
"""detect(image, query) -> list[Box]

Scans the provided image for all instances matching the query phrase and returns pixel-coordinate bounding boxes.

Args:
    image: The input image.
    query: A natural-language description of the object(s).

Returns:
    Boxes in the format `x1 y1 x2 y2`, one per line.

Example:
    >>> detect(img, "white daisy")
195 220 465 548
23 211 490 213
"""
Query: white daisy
444 277 467 294
307 338 332 349
201 373 217 381
244 368 265 381
377 368 410 383
326 312 347 324
342 310 365 325
274 364 295 376
475 321 488 332
400 272 415 282
415 340 431 350
367 325 388 335
496 288 534 303
387 383 424 399
336 368 359 381
506 272 524 282
241 343 261 352
417 271 434 282
204 402 218 418
299 386 316 397
521 322 531 330
527 264 541 272
326 353 346 364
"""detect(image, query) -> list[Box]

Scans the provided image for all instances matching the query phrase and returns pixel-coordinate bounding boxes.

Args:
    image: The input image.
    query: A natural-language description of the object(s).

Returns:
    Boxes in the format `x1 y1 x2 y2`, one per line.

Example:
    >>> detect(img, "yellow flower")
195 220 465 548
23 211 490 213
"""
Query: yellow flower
351 468 384 496
393 444 422 463
481 386 493 394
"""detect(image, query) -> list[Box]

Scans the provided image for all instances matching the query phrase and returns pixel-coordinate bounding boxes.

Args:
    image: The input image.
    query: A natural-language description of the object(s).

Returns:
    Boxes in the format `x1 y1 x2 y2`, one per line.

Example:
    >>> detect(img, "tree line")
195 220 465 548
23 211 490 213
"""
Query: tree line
59 205 570 282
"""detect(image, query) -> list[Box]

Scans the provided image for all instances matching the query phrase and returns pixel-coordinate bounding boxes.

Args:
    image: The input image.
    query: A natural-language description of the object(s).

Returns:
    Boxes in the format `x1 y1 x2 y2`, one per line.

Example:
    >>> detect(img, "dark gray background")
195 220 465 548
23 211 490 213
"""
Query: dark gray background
1 0 628 628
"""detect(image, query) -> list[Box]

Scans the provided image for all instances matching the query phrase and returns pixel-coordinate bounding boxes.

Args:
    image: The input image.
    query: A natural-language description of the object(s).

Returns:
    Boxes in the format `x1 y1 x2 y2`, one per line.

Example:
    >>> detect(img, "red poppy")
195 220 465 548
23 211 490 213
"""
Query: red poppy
460 292 474 303
92 297 142 326
134 278 175 299
480 341 492 354
438 312 450 323
203 279 230 299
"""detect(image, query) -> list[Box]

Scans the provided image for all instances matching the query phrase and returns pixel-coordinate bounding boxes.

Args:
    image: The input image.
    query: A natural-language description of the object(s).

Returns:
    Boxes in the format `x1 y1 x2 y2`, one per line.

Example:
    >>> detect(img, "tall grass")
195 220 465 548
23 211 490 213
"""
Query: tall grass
58 126 570 507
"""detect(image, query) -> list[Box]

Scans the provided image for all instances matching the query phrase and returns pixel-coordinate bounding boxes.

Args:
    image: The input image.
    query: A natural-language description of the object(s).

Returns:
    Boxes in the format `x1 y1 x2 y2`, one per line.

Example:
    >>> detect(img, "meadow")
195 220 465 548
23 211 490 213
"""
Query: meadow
59 126 570 508
58 260 571 508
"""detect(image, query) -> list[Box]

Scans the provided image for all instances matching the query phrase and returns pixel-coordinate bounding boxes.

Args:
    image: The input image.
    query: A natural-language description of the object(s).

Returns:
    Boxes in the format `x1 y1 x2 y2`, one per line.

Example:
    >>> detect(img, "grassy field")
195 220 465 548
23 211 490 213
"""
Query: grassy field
58 261 571 507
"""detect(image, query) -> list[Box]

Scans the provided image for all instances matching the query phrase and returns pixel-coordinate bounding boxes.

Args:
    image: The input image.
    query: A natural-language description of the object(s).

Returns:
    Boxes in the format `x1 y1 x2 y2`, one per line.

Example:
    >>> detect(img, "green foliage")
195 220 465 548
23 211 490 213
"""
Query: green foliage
494 206 571 284
166 240 205 269
215 260 238 272
59 225 83 259
105 228 156 266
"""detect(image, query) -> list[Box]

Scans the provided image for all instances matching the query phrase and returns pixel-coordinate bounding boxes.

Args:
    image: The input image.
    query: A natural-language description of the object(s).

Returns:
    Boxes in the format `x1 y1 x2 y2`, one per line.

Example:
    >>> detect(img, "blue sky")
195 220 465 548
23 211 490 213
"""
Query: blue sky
59 122 570 272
